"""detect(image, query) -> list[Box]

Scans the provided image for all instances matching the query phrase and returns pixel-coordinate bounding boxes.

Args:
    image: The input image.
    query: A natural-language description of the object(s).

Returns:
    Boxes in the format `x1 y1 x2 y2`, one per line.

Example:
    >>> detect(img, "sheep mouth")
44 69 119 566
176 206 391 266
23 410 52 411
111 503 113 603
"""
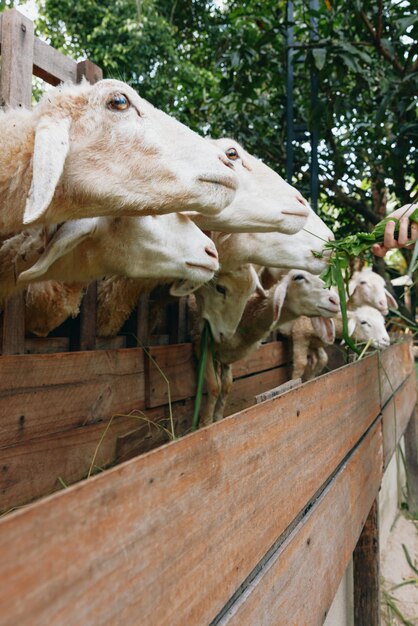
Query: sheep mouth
318 305 340 314
186 262 218 275
198 175 238 191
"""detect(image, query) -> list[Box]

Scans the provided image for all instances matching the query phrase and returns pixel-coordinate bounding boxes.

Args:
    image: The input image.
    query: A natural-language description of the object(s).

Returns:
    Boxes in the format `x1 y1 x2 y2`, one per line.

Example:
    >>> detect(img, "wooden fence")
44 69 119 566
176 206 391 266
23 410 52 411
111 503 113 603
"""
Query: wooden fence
1 9 418 626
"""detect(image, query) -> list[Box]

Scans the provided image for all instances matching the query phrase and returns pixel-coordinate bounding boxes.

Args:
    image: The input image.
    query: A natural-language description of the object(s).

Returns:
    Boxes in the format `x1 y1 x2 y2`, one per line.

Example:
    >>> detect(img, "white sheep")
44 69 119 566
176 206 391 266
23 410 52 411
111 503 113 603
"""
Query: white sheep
0 78 237 234
336 305 390 349
192 270 339 426
289 304 391 382
189 138 310 234
25 281 85 337
348 267 398 315
12 213 219 289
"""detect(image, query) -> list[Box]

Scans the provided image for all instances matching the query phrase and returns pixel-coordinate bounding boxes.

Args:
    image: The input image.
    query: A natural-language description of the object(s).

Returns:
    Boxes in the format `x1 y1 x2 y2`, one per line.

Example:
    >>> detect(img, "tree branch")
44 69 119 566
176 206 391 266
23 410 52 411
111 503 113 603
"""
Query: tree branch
321 178 380 225
359 9 405 74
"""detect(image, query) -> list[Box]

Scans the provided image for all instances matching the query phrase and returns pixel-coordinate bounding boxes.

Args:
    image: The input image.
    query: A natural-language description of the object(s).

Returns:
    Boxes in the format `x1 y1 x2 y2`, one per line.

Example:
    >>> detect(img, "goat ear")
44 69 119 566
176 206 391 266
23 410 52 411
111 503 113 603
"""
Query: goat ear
272 274 291 324
310 316 335 344
249 265 267 298
18 218 98 283
347 316 356 337
23 117 71 225
385 288 398 310
170 280 203 297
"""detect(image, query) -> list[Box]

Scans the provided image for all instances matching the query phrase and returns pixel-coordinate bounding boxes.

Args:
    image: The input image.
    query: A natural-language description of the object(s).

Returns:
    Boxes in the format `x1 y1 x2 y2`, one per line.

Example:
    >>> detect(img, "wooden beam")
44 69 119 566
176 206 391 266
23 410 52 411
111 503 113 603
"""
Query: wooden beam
0 9 34 355
353 499 380 626
404 408 418 516
0 350 390 626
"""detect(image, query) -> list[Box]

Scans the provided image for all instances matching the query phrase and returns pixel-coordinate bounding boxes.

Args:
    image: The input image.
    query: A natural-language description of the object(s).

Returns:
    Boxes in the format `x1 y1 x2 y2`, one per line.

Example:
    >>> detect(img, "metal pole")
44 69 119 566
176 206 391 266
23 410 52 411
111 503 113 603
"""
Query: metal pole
286 0 294 184
310 0 319 212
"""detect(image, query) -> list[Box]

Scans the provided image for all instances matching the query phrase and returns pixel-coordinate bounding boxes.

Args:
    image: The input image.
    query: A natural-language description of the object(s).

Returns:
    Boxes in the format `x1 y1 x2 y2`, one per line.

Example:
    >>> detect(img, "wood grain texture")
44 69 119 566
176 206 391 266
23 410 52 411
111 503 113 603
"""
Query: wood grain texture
0 9 33 355
232 341 289 379
33 36 77 84
146 343 196 407
0 349 145 448
224 366 290 417
218 423 382 626
382 371 417 469
404 408 418 516
353 499 380 626
0 349 396 626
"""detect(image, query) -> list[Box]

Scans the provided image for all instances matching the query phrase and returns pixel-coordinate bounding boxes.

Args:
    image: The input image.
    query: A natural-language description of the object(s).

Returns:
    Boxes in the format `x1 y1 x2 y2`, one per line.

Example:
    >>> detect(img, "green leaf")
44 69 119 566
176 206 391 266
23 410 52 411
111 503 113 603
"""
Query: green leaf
312 47 326 70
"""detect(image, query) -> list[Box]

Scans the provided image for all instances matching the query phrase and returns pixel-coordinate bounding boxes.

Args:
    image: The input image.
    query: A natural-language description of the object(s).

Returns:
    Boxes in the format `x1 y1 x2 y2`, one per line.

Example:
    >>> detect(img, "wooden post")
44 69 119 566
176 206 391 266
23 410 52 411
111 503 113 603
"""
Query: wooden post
136 293 150 347
353 498 380 626
404 408 418 516
71 60 103 350
0 9 34 355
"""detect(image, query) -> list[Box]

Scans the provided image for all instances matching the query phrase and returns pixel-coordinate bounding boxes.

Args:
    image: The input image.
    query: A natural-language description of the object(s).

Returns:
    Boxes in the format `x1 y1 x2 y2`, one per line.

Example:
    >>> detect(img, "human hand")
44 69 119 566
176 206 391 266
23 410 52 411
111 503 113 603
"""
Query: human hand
372 203 418 257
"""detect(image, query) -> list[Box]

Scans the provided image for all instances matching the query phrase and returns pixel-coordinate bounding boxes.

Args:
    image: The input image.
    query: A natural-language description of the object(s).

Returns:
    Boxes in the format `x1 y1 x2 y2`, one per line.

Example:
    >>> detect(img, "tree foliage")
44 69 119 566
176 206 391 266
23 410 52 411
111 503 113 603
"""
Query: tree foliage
4 1 418 238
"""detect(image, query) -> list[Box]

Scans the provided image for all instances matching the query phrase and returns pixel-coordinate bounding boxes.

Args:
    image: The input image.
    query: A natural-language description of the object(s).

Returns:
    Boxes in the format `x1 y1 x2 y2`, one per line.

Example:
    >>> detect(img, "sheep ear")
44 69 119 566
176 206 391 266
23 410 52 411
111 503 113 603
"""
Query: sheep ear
347 316 356 337
18 218 98 283
385 288 398 310
272 274 290 324
311 316 335 344
23 117 71 225
249 265 267 298
170 280 203 297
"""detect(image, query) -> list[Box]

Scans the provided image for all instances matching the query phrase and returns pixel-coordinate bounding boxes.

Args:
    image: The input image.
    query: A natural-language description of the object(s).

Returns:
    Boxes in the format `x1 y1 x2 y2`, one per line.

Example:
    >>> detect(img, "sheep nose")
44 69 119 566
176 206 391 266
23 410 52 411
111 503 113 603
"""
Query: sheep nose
296 195 308 207
205 245 218 261
329 295 339 306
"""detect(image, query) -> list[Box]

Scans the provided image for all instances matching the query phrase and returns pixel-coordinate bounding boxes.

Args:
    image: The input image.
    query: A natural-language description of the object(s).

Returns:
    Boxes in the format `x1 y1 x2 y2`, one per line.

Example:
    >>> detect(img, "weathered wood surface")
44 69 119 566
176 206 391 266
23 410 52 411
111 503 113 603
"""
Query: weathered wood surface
255 377 301 403
404 407 418 516
0 345 409 626
353 499 380 626
0 9 34 355
223 365 290 417
232 341 290 379
0 349 146 448
382 371 417 468
217 423 382 626
33 36 78 84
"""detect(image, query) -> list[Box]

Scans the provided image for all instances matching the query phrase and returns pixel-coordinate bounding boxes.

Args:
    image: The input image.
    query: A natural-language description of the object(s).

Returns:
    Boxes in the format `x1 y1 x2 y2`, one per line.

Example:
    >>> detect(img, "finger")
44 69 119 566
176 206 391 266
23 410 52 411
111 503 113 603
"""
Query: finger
397 216 409 246
372 243 388 257
383 220 397 250
411 222 418 241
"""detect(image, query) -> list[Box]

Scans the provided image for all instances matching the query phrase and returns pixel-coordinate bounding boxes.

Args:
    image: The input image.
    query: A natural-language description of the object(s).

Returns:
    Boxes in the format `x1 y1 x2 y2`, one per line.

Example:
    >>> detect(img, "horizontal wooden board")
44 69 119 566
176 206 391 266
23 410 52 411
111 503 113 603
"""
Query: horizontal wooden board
382 371 417 469
218 422 383 626
224 366 290 417
232 341 289 379
0 345 406 626
0 349 145 448
146 343 196 408
33 36 78 85
378 341 414 405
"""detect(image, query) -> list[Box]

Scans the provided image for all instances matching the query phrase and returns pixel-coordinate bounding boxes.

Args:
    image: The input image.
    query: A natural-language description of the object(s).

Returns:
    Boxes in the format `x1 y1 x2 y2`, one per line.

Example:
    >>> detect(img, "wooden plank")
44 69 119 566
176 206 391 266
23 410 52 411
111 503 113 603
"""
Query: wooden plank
0 413 145 513
353 499 380 626
147 343 196 407
255 377 302 403
136 293 150 346
0 349 145 448
218 423 382 626
378 341 414 405
23 335 125 354
232 341 289 379
76 59 103 84
225 366 290 417
404 408 418 516
1 292 26 355
0 9 34 355
0 8 33 108
78 282 97 351
0 350 392 626
33 37 78 85
382 371 417 469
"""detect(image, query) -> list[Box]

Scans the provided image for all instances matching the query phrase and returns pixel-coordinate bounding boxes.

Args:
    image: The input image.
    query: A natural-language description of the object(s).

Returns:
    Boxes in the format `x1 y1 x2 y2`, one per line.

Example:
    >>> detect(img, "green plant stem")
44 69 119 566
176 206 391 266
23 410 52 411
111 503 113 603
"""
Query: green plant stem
333 255 361 354
192 320 210 431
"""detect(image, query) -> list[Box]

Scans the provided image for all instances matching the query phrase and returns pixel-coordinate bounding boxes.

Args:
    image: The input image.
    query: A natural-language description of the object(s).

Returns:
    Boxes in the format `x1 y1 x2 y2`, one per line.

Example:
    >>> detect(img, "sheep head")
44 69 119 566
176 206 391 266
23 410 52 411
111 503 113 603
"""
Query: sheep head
348 268 397 315
23 79 238 226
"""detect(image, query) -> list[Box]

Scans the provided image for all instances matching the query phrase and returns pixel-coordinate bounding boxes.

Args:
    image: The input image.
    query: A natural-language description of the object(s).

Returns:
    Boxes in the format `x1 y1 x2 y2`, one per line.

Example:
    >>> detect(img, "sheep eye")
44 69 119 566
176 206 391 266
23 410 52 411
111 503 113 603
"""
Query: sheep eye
293 274 305 281
360 281 367 285
107 94 130 111
226 148 239 161
360 321 368 325
215 284 227 296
